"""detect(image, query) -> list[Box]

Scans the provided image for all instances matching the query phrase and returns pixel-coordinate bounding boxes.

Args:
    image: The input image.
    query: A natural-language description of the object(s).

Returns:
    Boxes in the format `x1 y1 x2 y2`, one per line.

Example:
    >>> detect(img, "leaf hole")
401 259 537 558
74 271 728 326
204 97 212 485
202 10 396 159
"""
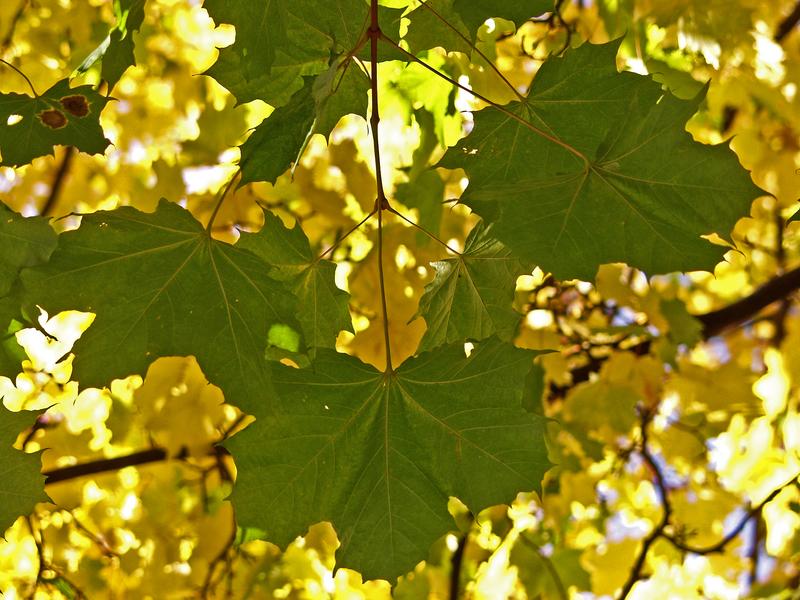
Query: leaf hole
6 114 23 126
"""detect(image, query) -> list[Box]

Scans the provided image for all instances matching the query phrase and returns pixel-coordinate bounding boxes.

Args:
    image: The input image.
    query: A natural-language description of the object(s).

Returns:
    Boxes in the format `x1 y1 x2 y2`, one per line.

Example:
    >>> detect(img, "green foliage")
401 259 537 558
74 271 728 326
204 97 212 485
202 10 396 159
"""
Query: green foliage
77 0 146 89
2 0 794 596
440 40 761 280
0 204 57 375
228 338 550 580
21 200 300 417
0 79 109 167
416 221 530 351
0 407 46 533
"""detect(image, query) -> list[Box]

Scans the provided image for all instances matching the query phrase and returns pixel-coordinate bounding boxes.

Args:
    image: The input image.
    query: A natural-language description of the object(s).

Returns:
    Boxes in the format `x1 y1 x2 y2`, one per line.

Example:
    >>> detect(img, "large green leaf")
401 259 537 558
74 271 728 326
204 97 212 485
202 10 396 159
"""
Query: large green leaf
0 407 47 534
76 0 146 90
0 79 110 167
440 41 761 280
227 338 551 580
204 0 400 107
0 203 58 375
238 210 352 350
416 221 531 351
21 200 299 417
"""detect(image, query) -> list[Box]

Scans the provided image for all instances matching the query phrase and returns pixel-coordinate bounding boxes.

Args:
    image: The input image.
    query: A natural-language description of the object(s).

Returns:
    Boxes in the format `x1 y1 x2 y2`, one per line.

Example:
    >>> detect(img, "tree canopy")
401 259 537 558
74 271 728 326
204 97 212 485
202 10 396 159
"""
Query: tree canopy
0 0 799 598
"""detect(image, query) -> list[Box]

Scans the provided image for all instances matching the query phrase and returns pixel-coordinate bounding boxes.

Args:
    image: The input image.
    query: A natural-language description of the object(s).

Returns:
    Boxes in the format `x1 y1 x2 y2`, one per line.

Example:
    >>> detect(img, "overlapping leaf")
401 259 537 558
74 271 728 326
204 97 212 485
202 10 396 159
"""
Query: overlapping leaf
77 0 146 90
0 79 110 167
239 62 370 186
20 200 299 417
440 40 762 280
227 338 550 580
238 210 352 350
406 0 553 53
416 221 531 351
0 203 57 375
0 407 47 534
204 0 400 107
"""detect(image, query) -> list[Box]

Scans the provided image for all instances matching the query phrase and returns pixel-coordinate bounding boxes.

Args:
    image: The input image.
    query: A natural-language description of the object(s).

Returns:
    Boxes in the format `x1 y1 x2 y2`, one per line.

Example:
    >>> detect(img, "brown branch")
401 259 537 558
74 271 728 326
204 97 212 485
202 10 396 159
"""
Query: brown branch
697 265 800 338
449 531 468 600
776 1 800 41
0 0 29 53
43 445 227 485
617 412 799 598
40 146 75 217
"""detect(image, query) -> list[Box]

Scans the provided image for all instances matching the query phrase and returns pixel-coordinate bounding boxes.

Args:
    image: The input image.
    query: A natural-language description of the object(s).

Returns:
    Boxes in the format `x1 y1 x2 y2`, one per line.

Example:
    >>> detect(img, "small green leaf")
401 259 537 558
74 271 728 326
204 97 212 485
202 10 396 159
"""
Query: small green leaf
227 338 551 580
77 0 146 89
416 221 531 351
0 79 110 167
238 209 352 350
0 203 57 376
239 79 316 186
0 407 47 534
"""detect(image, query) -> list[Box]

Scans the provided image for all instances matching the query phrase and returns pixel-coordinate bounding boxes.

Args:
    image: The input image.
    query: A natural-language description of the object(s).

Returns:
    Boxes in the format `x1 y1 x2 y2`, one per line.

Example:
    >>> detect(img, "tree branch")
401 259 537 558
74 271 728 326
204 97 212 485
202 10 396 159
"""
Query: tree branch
776 1 800 42
43 445 226 485
40 146 75 217
697 265 800 338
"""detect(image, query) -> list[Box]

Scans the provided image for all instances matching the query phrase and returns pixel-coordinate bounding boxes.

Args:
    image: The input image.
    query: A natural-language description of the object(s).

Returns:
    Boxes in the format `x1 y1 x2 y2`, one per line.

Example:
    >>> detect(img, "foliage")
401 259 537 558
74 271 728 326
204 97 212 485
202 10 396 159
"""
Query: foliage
0 0 799 598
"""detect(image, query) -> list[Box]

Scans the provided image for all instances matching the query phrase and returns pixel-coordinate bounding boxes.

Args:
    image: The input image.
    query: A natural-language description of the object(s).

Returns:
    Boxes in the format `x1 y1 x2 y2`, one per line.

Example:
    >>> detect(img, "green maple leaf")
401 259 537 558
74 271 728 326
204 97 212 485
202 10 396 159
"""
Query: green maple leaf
0 79 110 168
440 41 762 280
0 407 47 534
227 338 550 580
204 0 400 107
238 210 352 350
0 203 58 375
416 221 531 352
76 0 146 89
21 200 299 417
407 0 553 53
238 62 369 186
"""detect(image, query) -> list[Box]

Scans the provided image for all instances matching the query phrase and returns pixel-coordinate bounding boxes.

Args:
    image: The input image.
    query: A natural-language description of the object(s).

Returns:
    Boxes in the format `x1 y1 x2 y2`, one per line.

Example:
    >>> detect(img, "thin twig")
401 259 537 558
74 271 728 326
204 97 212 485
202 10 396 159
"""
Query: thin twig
388 206 461 255
315 208 376 262
776 1 800 42
369 0 393 373
205 170 240 234
415 0 523 100
40 146 74 217
449 532 468 599
0 56 37 95
0 0 29 54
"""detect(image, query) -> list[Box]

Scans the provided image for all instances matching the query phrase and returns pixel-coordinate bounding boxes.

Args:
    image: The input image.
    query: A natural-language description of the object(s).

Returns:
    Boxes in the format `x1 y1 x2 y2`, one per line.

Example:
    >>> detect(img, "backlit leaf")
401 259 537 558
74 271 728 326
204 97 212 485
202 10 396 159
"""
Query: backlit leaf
21 200 299 417
227 338 551 580
0 79 110 167
440 41 761 279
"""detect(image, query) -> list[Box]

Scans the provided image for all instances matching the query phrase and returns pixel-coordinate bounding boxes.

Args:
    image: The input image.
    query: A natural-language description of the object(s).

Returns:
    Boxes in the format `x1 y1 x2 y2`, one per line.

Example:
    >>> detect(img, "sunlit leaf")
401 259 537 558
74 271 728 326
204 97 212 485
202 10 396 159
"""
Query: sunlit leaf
227 338 551 580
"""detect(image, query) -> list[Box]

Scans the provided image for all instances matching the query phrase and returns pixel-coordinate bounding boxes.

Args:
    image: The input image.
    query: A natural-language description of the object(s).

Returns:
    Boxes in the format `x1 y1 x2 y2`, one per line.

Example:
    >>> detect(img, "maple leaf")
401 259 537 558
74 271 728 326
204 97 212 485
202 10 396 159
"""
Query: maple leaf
0 407 47 534
406 0 554 53
440 40 762 280
76 0 146 89
227 338 551 580
238 209 353 350
416 220 532 351
0 79 110 167
204 0 401 107
0 203 57 375
20 200 300 417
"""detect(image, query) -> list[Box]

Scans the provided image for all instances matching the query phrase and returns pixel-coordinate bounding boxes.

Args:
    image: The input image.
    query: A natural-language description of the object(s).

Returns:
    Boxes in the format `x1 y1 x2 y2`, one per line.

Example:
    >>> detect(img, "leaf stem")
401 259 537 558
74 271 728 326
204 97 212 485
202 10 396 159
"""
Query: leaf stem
415 0 524 100
378 33 589 167
388 206 461 255
0 57 37 96
315 208 377 262
205 170 240 234
369 0 393 373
